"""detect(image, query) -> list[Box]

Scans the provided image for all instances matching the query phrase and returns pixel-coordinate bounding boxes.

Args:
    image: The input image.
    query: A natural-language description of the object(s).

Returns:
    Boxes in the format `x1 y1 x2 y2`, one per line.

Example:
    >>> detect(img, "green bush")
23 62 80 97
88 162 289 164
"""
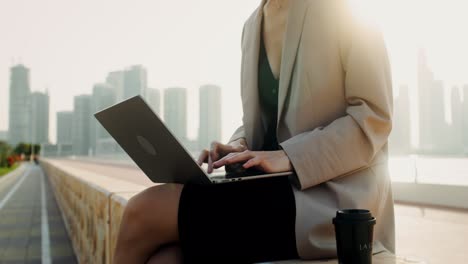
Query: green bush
0 141 12 168
13 142 41 157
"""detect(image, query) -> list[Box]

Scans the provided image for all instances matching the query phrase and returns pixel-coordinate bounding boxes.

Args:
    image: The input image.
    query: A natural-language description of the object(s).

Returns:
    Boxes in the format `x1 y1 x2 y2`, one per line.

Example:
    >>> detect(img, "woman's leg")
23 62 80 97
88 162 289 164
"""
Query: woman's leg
146 244 182 264
113 183 183 264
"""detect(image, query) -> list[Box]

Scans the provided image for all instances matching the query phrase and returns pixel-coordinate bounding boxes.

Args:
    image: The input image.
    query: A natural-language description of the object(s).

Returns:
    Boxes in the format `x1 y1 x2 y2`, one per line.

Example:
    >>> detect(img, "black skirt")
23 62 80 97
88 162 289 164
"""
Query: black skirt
178 176 298 263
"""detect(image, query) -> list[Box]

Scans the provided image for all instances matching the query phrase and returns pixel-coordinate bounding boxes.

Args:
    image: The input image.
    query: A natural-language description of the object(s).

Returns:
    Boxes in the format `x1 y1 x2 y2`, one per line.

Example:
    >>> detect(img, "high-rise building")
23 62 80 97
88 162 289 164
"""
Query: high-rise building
90 83 115 154
106 71 125 103
0 131 7 141
123 65 147 100
417 49 449 154
462 85 468 154
417 49 432 152
198 84 222 150
30 91 50 144
430 80 446 153
8 64 31 146
146 88 161 116
57 111 73 144
389 85 411 155
447 86 463 154
164 87 187 141
72 95 92 156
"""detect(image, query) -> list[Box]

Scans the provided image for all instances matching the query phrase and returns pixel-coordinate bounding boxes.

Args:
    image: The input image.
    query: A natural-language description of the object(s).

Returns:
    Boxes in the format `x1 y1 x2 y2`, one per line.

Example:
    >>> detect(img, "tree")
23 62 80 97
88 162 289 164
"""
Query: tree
13 143 30 156
0 141 12 167
13 142 41 157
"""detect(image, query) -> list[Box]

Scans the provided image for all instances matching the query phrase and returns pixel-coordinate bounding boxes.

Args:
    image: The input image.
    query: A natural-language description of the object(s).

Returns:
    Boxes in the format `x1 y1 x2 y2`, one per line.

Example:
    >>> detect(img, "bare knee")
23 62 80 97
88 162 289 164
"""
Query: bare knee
122 184 183 239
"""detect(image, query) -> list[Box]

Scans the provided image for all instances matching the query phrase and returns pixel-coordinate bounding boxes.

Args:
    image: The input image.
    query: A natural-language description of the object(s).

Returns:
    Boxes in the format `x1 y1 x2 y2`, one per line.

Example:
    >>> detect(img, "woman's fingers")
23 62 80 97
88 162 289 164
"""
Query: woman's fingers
207 141 245 173
197 149 209 166
202 141 250 173
213 151 255 168
208 150 290 173
242 157 262 169
208 142 222 173
212 152 239 168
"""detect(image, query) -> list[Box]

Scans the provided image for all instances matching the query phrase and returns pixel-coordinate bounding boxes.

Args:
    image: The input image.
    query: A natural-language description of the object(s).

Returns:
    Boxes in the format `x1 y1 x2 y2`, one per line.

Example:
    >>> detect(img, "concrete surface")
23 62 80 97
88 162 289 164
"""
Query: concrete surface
41 159 147 264
0 164 76 263
43 158 468 263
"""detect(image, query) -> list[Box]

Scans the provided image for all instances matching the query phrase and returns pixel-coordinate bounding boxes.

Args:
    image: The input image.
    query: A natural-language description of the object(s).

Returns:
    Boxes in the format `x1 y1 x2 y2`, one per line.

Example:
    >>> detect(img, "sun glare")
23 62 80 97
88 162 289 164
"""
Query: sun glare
348 0 468 85
348 0 468 147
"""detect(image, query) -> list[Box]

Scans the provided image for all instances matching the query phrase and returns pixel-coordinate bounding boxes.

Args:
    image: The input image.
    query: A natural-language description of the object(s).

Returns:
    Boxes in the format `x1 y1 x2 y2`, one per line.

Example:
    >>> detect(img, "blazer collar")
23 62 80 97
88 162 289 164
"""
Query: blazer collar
241 1 264 150
242 0 309 149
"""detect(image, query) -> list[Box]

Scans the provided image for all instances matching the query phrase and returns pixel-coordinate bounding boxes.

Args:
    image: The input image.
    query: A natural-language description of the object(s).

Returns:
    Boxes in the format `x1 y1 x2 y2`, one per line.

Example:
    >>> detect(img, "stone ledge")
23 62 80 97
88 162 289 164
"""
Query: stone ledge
393 181 468 210
41 159 423 264
41 159 147 264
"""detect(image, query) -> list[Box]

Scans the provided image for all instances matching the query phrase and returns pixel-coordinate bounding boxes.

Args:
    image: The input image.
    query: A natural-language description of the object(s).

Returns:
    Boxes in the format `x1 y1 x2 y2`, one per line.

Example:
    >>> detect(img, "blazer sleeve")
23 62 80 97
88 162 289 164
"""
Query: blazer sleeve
228 125 246 144
279 12 393 190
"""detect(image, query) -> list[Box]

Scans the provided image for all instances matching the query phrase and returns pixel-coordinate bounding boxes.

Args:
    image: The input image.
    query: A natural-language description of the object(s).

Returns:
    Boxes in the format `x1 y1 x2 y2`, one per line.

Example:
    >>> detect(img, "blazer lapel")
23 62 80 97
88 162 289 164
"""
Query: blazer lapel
241 0 266 150
277 0 309 126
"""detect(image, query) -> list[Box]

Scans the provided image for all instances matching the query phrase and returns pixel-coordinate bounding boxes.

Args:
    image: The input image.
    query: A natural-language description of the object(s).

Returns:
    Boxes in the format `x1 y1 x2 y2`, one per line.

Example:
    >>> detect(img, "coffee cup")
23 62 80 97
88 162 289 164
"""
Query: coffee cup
332 209 376 264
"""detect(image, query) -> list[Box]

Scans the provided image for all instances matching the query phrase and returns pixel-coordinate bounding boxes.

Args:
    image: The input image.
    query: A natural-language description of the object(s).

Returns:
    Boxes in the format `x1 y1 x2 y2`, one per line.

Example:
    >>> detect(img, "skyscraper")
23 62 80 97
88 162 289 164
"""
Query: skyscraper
389 85 411 155
417 49 432 152
106 71 125 103
447 86 463 154
57 111 73 144
123 65 147 100
417 49 448 154
30 91 50 144
198 84 222 150
0 131 7 141
164 87 187 141
462 85 468 154
90 83 115 154
430 80 446 153
146 88 161 116
8 64 31 146
72 95 92 156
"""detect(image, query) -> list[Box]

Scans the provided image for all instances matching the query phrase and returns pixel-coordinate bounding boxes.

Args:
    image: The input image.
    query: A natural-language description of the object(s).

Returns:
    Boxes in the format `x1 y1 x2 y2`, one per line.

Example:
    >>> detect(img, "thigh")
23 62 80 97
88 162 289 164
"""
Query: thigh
178 176 298 263
126 183 183 243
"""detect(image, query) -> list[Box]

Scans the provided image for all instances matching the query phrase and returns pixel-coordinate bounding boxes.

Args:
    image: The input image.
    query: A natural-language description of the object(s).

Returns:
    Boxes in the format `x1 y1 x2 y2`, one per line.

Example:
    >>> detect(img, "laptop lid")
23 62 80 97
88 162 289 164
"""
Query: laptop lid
94 95 211 185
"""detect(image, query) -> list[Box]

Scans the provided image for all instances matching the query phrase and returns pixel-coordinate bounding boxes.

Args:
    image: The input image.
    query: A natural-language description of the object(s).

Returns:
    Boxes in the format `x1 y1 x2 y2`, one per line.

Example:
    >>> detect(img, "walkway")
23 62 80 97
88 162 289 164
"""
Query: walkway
0 164 76 263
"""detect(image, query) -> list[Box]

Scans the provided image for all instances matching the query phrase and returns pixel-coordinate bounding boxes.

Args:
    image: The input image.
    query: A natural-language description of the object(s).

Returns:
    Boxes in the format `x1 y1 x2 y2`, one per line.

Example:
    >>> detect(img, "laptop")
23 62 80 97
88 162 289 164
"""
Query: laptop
94 95 293 184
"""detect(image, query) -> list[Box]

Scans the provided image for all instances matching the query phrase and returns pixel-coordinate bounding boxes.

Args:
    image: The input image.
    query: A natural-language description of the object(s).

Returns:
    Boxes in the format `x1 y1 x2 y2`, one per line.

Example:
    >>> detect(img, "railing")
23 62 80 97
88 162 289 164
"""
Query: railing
41 159 147 264
40 157 462 263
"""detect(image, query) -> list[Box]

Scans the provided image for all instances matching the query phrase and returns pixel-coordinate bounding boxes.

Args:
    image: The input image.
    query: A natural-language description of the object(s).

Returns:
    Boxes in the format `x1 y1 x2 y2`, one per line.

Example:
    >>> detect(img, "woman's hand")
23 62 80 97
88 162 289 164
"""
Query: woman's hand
197 138 248 173
212 150 292 173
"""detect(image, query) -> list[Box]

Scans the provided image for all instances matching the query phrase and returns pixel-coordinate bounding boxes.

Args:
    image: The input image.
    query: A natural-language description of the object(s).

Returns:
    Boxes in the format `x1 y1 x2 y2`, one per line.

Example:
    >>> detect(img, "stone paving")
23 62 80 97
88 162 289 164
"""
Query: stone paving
0 164 76 263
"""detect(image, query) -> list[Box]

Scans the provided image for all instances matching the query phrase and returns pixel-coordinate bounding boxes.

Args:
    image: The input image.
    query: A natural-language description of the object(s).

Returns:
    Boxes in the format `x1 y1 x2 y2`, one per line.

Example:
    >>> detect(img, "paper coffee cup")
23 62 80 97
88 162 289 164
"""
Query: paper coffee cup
333 209 376 264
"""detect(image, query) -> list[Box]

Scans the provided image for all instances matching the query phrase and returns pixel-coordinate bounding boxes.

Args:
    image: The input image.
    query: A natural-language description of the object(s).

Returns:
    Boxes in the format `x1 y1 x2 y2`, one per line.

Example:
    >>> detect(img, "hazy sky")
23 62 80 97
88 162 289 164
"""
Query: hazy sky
1 0 468 144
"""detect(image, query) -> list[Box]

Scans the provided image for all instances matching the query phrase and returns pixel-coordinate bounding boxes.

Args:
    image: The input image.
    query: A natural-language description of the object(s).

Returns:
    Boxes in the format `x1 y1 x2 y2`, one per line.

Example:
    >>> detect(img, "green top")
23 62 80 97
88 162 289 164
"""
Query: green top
258 31 280 151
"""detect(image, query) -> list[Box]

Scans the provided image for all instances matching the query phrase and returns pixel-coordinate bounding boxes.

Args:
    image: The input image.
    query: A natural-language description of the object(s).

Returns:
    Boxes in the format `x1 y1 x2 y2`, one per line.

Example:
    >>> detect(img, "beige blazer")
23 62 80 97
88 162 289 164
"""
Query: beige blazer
229 0 395 260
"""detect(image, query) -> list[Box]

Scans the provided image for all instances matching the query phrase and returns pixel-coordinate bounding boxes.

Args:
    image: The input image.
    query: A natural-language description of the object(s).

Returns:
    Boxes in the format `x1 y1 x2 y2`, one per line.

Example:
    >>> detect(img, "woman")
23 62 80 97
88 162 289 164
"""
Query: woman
113 0 395 263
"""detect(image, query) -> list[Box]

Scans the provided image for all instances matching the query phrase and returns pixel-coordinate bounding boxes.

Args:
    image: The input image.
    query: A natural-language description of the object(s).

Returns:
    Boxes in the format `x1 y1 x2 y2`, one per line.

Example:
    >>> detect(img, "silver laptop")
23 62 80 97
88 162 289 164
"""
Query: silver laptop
94 95 293 184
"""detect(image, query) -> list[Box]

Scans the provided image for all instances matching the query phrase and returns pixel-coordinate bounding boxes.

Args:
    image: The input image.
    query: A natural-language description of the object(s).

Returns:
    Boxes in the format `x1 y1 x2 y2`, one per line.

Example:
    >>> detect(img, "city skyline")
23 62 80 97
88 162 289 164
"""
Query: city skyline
2 0 468 144
34 62 224 156
4 59 468 157
389 50 468 155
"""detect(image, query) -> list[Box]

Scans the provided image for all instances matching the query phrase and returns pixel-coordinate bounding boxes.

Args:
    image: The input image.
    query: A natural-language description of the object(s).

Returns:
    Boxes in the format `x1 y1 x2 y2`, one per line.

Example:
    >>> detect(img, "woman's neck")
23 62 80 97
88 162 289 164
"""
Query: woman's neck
265 0 291 11
264 0 291 17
